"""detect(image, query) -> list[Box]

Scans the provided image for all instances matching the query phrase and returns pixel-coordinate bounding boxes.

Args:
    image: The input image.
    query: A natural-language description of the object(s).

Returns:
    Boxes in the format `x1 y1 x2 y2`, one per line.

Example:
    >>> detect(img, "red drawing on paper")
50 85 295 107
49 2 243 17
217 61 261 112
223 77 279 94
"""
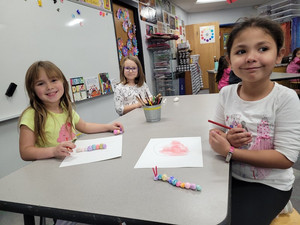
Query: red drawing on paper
159 141 189 156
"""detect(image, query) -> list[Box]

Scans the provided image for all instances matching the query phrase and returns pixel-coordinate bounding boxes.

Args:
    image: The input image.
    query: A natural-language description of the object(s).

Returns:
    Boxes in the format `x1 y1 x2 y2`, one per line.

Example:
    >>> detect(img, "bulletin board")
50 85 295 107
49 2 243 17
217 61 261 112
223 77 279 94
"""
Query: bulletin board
0 0 119 122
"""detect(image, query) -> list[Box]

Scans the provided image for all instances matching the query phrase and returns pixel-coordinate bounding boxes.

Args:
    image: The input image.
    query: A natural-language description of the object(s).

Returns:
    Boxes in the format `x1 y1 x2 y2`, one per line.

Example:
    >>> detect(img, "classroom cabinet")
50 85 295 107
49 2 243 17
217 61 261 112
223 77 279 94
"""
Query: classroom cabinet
147 35 179 96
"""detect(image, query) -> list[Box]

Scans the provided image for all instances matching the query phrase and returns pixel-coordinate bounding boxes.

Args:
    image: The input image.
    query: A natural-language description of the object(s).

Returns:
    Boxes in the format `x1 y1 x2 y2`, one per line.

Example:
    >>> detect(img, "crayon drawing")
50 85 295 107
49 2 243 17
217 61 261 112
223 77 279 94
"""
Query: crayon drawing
134 137 203 168
155 140 189 156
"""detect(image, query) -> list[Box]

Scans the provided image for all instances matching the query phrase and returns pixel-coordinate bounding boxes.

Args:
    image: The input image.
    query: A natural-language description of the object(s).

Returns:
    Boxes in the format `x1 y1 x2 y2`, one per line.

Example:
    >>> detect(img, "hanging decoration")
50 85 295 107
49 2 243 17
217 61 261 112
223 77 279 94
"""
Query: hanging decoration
132 46 139 56
132 36 137 47
128 29 134 39
122 46 128 56
116 7 139 60
117 38 123 50
127 39 132 50
226 0 238 4
117 8 123 19
118 49 122 61
122 20 129 32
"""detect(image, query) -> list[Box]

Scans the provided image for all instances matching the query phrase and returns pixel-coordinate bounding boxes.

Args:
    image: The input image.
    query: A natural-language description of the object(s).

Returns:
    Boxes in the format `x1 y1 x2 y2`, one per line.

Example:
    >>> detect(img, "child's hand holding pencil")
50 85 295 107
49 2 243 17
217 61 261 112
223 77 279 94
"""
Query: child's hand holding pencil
208 120 252 148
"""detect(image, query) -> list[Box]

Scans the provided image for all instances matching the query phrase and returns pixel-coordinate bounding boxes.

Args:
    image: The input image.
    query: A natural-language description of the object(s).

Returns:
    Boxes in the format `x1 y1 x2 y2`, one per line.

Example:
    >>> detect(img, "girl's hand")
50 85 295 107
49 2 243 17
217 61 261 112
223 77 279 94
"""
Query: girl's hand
226 124 252 148
110 122 124 133
209 130 231 157
136 102 143 108
53 141 76 158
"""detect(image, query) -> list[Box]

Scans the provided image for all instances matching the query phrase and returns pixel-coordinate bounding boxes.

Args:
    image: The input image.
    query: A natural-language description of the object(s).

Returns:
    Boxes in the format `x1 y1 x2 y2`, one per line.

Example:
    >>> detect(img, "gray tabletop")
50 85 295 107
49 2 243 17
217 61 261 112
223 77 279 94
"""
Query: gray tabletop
270 72 300 81
0 94 229 225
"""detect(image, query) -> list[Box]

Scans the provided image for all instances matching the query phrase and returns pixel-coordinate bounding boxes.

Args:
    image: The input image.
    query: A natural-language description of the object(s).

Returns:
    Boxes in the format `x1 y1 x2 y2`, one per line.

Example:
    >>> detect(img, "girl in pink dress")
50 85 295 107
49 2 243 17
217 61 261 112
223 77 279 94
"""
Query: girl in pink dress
215 55 231 90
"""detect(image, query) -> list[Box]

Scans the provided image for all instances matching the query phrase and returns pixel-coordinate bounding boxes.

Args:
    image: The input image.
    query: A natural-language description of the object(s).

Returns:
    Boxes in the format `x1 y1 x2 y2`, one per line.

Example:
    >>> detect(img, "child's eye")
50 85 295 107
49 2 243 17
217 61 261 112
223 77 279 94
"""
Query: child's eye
51 78 58 82
36 82 44 86
259 47 268 52
236 49 246 55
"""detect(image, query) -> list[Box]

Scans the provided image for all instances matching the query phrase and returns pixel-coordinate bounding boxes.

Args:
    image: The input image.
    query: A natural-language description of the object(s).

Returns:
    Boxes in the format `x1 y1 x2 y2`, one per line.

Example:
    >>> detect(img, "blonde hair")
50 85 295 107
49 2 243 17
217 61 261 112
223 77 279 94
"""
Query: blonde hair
19 61 74 146
120 56 145 87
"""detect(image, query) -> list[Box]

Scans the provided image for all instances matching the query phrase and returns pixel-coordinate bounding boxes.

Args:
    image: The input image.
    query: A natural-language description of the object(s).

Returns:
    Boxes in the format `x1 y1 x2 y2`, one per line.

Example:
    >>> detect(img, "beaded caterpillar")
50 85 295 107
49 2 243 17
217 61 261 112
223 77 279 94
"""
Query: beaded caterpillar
76 144 107 152
152 167 201 191
113 129 123 135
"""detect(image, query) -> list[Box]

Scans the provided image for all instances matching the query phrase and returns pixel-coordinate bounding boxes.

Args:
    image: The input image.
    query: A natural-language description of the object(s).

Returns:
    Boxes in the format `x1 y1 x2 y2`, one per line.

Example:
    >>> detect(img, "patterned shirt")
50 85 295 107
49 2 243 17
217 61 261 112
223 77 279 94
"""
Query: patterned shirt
213 82 300 191
114 82 152 116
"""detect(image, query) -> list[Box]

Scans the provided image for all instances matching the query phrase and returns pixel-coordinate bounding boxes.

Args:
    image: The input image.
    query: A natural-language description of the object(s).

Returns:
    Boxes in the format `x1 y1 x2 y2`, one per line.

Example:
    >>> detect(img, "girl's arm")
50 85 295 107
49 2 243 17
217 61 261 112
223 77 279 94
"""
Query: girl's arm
123 102 142 115
75 118 124 134
19 125 75 161
209 130 293 169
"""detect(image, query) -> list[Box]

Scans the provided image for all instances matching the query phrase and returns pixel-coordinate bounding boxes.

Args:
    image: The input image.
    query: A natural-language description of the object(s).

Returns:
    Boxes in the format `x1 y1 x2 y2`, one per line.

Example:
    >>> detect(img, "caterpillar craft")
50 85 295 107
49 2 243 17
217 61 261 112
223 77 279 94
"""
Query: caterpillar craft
76 144 107 153
152 166 201 191
113 129 123 135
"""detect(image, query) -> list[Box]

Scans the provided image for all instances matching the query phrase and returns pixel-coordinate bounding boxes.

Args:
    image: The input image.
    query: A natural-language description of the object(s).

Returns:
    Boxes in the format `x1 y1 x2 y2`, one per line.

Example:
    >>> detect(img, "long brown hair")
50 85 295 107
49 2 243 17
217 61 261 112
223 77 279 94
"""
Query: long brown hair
19 61 74 146
120 56 145 87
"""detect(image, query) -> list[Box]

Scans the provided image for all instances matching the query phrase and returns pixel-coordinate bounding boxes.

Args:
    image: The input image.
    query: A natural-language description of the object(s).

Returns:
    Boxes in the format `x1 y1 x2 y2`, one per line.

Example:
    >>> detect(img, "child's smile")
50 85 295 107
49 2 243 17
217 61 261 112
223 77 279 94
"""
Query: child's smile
34 68 64 110
229 27 284 84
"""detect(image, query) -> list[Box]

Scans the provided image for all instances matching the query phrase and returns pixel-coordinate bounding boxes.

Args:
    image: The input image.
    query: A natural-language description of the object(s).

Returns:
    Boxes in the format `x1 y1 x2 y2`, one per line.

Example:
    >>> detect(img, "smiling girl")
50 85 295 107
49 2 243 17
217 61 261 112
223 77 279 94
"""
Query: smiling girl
114 56 152 116
19 61 123 161
209 18 300 225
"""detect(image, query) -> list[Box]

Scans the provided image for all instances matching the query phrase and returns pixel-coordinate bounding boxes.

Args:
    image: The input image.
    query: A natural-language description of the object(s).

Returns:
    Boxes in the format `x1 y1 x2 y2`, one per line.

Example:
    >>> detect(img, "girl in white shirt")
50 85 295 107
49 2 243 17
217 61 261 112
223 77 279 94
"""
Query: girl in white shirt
209 17 300 225
114 56 152 116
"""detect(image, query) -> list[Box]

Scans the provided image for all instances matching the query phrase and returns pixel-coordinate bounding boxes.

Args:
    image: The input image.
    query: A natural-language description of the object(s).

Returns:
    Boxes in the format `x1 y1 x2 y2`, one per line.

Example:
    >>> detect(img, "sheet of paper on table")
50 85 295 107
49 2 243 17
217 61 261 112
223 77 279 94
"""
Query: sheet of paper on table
60 135 122 167
134 137 203 168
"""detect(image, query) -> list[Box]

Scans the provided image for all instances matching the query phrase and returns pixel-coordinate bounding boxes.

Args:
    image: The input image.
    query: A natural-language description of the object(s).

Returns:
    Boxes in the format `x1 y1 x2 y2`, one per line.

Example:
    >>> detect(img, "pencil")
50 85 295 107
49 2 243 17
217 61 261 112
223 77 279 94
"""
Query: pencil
208 120 231 129
136 96 145 106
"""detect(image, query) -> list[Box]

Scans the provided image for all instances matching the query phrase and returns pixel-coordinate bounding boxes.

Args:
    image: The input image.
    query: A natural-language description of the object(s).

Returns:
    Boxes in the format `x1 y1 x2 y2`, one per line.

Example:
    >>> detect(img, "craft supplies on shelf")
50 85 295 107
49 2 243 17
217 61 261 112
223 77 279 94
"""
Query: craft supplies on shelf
147 34 179 96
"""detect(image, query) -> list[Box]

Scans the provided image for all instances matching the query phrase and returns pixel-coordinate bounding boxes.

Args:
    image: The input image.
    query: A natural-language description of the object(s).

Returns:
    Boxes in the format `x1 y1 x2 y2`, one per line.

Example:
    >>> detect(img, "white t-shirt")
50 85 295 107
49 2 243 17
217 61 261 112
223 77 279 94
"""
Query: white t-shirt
114 82 152 116
213 82 300 191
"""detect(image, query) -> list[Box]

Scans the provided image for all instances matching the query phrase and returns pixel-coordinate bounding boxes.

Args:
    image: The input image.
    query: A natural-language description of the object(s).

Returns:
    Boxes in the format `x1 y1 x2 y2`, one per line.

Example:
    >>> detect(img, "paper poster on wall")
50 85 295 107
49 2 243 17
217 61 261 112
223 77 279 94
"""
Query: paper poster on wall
155 0 163 22
163 11 169 24
200 25 215 44
223 33 229 49
169 15 175 30
146 24 154 35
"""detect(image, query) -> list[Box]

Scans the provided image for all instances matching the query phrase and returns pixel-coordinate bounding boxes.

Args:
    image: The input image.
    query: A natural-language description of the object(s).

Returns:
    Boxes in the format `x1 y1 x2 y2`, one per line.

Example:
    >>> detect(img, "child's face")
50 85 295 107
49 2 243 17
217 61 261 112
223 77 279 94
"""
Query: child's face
124 59 138 84
296 50 300 59
34 68 64 109
228 27 284 84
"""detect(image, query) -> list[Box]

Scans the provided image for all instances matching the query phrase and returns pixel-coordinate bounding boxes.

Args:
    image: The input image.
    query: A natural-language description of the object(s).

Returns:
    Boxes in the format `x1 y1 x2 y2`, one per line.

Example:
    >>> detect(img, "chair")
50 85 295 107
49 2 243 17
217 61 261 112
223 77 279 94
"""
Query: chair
270 201 300 225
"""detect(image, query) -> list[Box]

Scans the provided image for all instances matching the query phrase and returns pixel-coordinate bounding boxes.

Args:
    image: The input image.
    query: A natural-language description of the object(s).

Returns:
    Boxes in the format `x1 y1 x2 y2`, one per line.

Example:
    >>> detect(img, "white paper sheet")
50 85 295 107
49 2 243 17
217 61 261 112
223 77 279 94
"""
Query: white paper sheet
134 137 203 168
60 135 122 167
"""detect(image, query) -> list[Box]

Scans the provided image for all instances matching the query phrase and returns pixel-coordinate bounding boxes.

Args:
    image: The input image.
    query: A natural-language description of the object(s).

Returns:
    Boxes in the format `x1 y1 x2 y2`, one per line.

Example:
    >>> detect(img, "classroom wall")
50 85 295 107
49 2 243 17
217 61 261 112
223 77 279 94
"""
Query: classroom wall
187 6 258 25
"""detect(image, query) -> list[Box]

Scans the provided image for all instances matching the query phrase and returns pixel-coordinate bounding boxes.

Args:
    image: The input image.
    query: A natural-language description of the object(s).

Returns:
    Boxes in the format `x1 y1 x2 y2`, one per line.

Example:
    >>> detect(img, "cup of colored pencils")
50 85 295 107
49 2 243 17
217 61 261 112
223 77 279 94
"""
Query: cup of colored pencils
136 93 162 122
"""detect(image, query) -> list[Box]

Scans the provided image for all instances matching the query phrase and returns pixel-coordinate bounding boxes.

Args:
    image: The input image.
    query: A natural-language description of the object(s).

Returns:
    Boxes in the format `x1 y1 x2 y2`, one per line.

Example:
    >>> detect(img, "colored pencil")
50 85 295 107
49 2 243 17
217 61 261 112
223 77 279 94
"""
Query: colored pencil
208 120 231 129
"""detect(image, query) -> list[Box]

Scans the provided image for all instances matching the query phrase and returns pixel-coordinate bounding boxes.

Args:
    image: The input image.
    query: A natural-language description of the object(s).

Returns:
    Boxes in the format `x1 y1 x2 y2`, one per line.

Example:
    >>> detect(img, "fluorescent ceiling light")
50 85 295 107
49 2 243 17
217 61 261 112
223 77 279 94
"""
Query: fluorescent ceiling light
196 0 226 4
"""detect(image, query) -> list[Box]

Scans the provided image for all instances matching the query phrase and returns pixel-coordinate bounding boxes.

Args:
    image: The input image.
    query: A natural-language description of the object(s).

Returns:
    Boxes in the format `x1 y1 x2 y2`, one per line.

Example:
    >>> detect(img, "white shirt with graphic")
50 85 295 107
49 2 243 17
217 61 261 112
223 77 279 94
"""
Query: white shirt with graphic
213 82 300 191
114 82 152 116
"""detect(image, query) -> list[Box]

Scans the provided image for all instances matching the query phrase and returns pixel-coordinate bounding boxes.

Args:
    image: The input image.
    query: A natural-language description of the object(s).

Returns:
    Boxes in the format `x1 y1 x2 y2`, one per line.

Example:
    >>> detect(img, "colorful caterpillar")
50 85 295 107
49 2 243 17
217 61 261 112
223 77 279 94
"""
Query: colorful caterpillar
113 129 123 135
76 144 107 152
152 167 201 191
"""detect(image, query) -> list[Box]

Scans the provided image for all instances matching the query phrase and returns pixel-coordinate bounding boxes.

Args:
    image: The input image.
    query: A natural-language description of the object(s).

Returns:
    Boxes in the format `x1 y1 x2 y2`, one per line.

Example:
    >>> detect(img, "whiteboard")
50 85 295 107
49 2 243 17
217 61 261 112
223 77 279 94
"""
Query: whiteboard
0 0 119 122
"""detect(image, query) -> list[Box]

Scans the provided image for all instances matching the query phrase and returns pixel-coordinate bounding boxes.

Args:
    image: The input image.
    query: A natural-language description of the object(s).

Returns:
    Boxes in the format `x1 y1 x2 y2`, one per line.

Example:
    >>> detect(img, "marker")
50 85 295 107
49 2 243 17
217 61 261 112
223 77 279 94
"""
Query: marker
208 120 231 129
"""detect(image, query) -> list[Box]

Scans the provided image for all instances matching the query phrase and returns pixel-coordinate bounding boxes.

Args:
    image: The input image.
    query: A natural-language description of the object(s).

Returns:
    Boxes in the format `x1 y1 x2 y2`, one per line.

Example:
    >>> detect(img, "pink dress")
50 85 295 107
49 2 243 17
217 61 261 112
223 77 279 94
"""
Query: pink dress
286 57 300 82
218 67 231 90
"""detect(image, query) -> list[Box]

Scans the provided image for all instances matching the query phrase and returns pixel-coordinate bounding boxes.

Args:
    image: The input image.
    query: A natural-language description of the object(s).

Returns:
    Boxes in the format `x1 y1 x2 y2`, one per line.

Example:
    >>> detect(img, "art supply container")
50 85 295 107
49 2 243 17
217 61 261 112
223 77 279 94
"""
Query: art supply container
143 104 161 122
